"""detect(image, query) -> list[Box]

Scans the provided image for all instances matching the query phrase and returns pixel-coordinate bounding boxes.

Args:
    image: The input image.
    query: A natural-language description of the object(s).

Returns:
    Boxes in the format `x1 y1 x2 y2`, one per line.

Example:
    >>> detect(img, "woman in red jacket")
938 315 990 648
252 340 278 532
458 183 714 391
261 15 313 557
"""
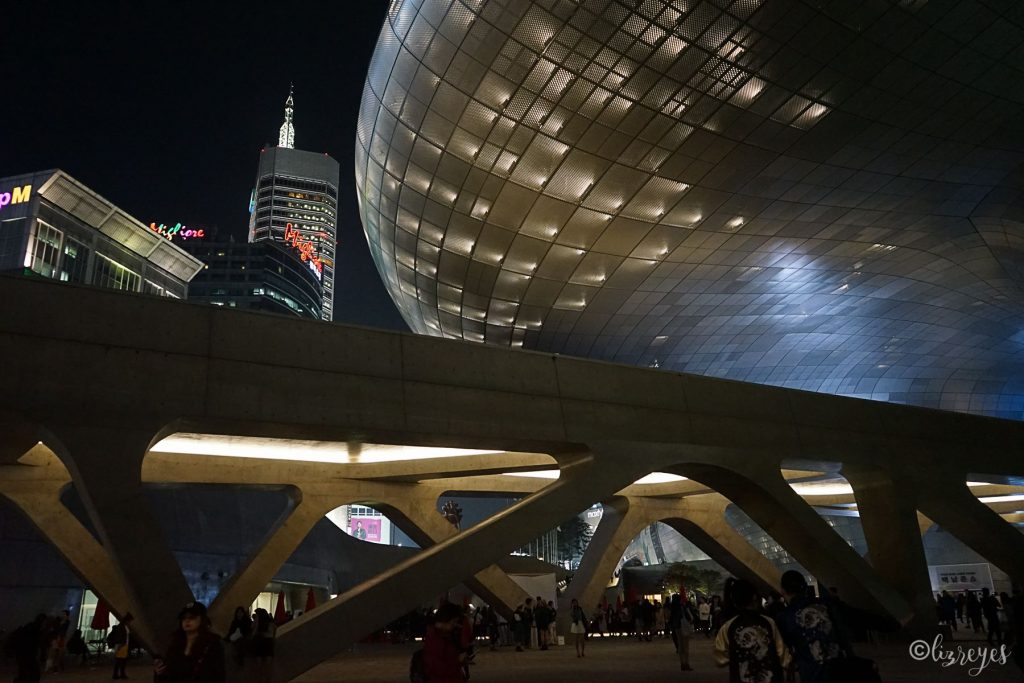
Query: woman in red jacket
423 604 465 683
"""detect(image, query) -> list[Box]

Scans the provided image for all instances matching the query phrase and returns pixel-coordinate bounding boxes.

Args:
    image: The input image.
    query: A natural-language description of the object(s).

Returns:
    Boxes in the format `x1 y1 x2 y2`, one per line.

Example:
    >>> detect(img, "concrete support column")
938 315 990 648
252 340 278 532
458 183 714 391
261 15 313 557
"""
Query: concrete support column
208 493 336 632
50 424 193 648
557 492 782 634
669 494 781 596
844 465 936 634
557 498 649 632
271 453 656 682
685 462 912 623
917 475 1024 586
382 494 529 620
0 446 134 618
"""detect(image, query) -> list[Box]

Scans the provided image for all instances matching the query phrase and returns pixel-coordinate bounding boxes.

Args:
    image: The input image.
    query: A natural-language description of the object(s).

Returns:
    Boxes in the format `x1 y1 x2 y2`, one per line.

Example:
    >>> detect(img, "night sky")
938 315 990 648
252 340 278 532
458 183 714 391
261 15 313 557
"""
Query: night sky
2 1 407 330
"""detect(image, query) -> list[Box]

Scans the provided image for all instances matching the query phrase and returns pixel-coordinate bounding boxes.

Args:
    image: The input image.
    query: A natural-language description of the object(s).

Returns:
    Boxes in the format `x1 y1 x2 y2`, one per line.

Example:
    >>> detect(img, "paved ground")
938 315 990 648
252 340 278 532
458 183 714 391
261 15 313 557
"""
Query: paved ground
3 635 1018 682
294 635 1022 683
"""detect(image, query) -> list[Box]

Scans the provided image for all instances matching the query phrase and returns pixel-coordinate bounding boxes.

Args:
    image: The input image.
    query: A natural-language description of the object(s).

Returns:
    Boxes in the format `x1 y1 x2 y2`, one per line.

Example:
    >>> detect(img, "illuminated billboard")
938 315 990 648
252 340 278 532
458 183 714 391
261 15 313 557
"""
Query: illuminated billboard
349 516 381 543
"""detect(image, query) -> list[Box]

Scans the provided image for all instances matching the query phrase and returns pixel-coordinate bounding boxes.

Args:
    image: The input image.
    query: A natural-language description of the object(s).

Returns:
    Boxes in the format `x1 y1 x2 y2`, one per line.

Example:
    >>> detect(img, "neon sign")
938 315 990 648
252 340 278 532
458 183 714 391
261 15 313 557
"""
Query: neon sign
284 223 323 277
0 185 32 212
150 222 206 240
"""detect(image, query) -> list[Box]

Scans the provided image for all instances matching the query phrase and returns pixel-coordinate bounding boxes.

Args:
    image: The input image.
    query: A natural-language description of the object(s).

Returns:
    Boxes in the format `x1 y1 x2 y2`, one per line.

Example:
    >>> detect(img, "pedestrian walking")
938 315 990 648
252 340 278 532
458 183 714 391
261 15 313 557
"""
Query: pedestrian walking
675 594 696 672
513 602 528 652
108 613 133 680
569 599 587 658
967 591 984 632
47 610 71 673
698 599 711 636
667 594 682 654
483 606 499 651
546 600 557 646
533 596 551 650
224 606 252 668
938 591 957 632
981 587 1002 645
250 608 276 683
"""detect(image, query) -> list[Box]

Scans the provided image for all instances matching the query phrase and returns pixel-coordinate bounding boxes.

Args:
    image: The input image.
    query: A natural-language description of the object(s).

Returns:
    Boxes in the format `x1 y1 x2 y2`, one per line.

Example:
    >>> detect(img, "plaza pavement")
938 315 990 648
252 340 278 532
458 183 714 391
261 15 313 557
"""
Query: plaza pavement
293 635 1021 683
2 633 1018 682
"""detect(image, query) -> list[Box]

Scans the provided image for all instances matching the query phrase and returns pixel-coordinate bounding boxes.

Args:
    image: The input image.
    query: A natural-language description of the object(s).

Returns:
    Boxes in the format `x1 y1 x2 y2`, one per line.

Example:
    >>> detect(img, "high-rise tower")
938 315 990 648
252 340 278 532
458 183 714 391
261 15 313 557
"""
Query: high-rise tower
248 87 339 321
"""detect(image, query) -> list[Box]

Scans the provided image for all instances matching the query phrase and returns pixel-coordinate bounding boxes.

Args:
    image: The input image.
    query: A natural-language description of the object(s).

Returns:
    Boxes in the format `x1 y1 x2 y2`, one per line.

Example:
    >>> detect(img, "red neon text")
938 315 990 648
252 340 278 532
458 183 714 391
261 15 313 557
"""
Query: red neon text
284 223 324 276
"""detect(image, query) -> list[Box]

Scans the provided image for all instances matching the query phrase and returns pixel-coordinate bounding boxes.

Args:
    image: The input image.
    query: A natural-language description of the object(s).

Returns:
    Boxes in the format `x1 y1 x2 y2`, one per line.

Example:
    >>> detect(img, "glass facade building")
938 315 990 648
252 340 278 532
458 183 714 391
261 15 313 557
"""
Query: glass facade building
0 170 202 297
182 239 323 319
357 0 1024 419
248 147 340 321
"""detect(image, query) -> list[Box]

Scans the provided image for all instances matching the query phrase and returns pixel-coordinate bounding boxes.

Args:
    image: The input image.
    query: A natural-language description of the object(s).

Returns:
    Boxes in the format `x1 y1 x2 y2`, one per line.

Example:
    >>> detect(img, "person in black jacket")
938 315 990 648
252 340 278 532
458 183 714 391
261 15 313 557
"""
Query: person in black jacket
533 596 551 650
153 602 225 683
10 614 46 683
109 613 133 680
714 580 788 682
981 588 1002 645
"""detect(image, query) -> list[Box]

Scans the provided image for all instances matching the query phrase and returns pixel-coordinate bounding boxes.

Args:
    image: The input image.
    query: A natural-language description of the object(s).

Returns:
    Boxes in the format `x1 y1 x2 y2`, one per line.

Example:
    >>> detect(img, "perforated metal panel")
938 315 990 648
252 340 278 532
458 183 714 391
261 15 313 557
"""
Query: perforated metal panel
99 211 163 257
40 174 110 227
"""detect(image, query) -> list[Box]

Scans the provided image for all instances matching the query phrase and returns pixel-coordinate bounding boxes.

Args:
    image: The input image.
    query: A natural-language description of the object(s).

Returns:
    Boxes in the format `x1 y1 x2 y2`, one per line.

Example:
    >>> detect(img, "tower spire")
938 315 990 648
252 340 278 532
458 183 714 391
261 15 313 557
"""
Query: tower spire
278 83 295 149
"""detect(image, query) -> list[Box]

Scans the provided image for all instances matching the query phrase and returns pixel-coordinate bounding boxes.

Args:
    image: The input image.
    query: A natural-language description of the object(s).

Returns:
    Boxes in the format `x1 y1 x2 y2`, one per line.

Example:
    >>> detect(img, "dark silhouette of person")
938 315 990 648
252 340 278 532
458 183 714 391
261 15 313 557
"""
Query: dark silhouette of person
423 603 465 683
776 571 850 683
715 579 788 682
981 587 1002 644
966 591 984 632
10 614 46 683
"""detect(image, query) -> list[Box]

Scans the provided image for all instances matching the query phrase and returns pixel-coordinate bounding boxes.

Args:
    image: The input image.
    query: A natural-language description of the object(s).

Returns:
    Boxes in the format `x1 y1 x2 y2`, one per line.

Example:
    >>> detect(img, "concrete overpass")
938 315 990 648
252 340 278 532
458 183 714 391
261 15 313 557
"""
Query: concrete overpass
1 275 1022 680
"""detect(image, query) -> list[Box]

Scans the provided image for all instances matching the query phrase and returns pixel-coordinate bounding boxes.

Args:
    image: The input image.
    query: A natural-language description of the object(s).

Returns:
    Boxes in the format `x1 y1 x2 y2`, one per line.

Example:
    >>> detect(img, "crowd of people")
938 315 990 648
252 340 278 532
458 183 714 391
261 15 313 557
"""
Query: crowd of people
6 576 1023 683
408 570 1023 682
935 586 1015 644
557 572 873 680
3 602 269 683
3 610 92 683
510 596 557 653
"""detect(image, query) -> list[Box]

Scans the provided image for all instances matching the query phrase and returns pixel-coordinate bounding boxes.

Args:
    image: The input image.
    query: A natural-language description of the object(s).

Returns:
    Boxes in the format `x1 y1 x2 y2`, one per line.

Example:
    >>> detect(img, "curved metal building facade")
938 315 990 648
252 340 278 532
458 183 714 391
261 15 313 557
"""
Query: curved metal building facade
356 0 1024 417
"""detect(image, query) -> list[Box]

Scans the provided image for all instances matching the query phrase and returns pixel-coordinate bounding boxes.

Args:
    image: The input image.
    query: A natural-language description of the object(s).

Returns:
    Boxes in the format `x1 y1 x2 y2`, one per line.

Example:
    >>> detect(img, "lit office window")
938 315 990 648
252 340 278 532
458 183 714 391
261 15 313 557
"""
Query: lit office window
94 253 141 292
60 238 91 283
26 221 63 278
